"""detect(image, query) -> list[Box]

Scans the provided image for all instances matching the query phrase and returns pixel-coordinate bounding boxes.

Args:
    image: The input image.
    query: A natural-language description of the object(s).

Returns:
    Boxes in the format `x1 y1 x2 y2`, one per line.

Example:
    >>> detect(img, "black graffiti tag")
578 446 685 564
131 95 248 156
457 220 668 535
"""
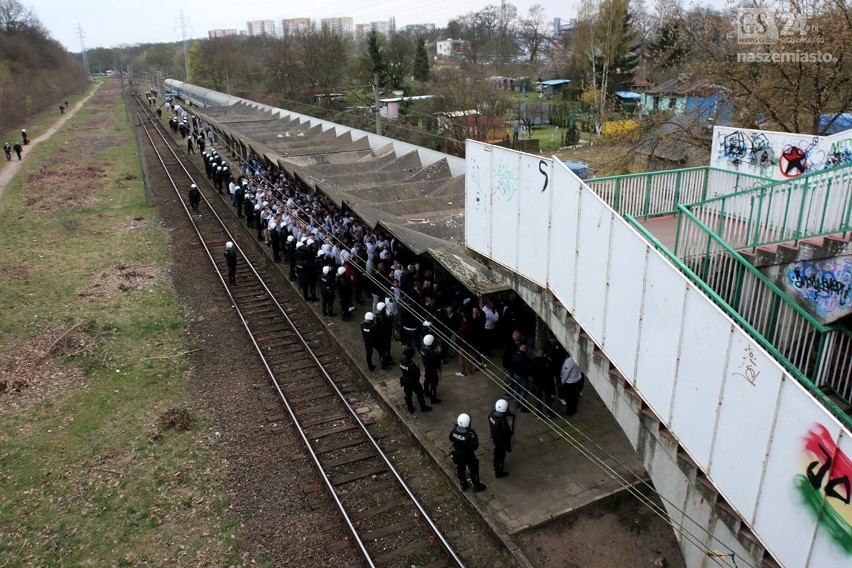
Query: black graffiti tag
539 160 548 192
807 443 852 504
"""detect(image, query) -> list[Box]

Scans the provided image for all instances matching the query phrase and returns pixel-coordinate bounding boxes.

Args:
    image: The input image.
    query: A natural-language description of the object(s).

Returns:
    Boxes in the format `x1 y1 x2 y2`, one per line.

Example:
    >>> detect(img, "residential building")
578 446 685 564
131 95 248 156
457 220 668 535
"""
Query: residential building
281 18 313 35
246 19 276 37
321 17 354 36
436 39 467 60
208 29 239 39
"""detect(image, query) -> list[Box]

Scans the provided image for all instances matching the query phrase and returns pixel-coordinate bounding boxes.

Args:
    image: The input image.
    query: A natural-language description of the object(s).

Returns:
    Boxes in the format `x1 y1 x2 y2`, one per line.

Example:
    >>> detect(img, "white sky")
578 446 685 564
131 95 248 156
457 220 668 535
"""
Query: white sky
29 0 584 52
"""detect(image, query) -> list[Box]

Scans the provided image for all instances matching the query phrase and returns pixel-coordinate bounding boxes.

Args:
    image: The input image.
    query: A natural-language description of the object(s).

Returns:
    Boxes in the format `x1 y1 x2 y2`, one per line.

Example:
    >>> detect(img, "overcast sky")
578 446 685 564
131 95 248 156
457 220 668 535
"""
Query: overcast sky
29 0 588 52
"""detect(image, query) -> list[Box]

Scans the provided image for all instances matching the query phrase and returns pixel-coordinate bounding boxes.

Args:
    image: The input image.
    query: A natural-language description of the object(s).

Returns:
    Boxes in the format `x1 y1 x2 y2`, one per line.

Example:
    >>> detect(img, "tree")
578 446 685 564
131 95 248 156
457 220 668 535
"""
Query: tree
574 0 636 133
294 28 352 108
384 33 414 90
413 37 430 82
0 0 38 33
678 0 852 135
647 20 690 70
519 4 549 62
365 30 387 87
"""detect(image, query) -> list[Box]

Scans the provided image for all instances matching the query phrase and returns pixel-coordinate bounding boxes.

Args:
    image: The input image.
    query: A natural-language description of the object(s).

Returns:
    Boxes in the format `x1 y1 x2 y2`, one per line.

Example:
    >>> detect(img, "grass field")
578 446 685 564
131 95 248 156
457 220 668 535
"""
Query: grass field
0 80 240 566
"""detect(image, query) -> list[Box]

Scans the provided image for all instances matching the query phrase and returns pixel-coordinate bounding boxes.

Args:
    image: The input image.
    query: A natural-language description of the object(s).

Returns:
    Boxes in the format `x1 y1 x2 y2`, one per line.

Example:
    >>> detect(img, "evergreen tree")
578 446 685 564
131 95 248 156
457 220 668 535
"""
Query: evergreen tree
608 6 639 92
648 20 690 69
413 36 429 82
366 30 387 88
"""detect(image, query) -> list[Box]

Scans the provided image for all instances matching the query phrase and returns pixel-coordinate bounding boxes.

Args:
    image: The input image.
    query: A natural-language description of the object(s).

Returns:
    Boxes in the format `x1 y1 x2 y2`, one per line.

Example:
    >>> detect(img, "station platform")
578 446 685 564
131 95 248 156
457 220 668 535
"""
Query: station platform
306 298 648 542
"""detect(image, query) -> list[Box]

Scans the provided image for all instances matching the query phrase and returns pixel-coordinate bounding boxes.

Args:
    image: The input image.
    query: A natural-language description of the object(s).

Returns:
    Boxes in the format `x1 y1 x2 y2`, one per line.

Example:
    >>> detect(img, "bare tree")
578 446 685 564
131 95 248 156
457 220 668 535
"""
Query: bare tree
677 0 852 134
294 28 352 107
519 4 549 62
0 0 38 33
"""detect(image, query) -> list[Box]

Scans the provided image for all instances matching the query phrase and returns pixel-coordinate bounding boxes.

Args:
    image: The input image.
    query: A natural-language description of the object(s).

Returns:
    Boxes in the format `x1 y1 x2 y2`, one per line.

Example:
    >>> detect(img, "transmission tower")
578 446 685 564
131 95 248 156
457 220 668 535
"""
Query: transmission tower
76 23 91 77
176 12 191 80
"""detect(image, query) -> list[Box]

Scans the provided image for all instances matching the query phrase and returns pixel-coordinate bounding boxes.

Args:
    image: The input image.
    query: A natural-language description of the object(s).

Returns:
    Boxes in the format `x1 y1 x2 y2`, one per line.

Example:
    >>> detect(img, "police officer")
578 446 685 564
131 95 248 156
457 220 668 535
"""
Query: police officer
336 266 354 321
449 413 487 492
286 235 297 279
296 241 311 299
321 265 337 316
399 346 432 413
188 183 201 214
488 399 514 478
420 334 443 404
361 312 377 371
374 302 392 370
270 222 282 263
224 241 237 285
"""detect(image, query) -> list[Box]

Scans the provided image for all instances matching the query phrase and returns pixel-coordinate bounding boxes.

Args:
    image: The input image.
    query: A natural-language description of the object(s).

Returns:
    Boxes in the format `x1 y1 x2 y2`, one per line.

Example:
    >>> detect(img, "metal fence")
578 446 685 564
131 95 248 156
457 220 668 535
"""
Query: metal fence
586 166 765 218
681 163 852 251
667 207 852 402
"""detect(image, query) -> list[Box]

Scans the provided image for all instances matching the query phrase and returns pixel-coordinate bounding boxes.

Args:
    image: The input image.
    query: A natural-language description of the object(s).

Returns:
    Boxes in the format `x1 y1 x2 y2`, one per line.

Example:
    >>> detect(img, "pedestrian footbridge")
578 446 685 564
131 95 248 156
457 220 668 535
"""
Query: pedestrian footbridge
465 138 852 567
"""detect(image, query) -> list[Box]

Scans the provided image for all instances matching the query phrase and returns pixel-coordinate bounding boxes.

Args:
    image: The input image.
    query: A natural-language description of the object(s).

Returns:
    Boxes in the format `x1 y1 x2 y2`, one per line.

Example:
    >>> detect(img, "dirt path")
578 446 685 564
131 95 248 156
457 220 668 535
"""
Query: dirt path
0 81 101 200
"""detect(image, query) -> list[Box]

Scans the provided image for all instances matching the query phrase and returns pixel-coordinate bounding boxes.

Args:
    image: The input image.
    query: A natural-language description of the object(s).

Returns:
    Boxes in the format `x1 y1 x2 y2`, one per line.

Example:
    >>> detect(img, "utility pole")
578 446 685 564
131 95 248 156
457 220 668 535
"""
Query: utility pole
374 72 381 136
176 11 191 80
76 23 91 77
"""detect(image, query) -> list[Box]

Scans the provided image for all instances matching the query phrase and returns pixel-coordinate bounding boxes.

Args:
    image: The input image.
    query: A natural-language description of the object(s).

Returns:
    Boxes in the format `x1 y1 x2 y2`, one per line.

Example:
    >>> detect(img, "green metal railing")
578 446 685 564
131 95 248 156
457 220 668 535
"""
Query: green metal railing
678 162 852 252
625 214 852 431
586 166 766 217
668 207 852 403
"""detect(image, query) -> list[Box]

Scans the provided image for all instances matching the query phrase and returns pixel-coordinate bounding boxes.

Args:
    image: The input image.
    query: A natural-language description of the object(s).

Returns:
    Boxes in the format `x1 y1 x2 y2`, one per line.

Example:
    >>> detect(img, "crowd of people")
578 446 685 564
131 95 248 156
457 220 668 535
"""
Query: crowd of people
163 98 586 492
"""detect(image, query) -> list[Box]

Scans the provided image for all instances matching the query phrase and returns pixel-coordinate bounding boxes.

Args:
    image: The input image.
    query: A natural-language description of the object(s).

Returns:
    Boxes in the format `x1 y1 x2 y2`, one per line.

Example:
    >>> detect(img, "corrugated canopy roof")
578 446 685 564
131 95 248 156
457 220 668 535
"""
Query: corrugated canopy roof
191 97 510 294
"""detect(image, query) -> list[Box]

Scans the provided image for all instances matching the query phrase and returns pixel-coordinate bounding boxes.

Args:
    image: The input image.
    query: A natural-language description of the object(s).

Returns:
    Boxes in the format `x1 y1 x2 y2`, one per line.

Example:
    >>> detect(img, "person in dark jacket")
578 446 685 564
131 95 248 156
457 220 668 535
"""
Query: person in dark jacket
321 265 337 317
488 399 514 478
449 413 487 492
374 302 392 369
420 334 443 404
511 343 531 412
399 347 432 413
361 312 377 371
336 266 354 321
530 348 556 415
224 241 237 285
188 183 201 214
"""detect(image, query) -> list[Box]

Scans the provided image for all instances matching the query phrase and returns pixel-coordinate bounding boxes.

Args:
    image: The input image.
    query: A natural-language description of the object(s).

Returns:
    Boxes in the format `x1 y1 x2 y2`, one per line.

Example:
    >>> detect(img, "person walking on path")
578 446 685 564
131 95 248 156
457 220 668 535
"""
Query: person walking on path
12 143 22 160
3 143 10 160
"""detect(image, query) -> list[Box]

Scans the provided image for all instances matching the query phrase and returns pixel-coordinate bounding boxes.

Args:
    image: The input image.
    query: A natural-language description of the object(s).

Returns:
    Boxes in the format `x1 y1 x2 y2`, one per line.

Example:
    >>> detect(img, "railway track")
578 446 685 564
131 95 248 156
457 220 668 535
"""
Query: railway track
133 99 465 568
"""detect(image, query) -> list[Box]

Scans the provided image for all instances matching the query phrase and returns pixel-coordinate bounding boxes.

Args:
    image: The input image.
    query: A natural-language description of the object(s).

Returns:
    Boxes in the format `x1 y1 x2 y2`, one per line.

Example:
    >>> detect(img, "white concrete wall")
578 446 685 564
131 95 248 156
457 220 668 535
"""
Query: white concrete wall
466 140 852 567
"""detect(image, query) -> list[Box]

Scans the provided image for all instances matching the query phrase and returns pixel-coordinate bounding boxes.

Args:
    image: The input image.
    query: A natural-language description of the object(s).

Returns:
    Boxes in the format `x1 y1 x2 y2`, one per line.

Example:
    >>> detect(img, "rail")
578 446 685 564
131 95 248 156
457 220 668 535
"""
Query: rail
678 162 852 251
586 166 765 217
663 207 852 405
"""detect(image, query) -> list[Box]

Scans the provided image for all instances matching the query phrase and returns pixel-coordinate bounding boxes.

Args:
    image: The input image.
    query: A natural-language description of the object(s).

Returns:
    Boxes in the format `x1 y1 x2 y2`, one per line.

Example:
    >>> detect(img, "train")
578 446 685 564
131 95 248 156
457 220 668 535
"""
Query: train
163 79 242 108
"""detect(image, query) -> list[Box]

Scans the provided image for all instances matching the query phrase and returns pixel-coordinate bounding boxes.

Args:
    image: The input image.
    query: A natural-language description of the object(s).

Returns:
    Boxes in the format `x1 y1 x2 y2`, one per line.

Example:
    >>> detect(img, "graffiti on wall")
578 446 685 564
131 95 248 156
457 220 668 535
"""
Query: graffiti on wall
718 130 776 175
785 257 852 323
796 424 852 553
713 127 852 180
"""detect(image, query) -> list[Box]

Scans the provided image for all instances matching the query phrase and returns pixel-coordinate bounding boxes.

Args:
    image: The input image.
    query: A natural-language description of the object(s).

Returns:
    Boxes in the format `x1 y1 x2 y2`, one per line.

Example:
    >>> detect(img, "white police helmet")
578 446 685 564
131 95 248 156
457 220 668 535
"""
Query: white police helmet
317 250 324 257
423 334 435 347
364 312 375 322
495 399 509 413
307 238 315 246
225 241 234 249
322 265 331 275
457 413 471 428
296 241 303 249
287 235 294 243
269 222 277 230
190 183 197 188
376 302 386 311
337 266 346 276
